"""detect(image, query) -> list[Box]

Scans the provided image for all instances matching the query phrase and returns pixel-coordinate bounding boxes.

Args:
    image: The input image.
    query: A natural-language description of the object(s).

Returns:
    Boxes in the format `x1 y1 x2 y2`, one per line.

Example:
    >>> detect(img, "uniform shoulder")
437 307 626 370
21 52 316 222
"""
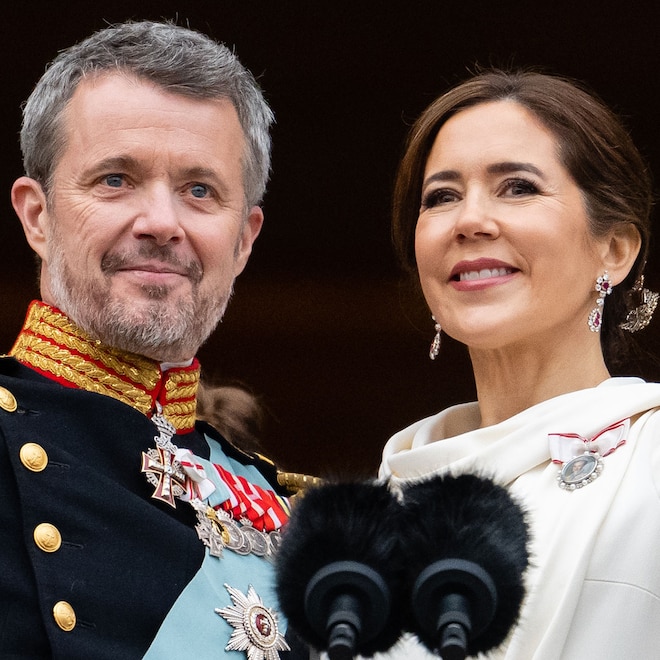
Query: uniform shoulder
197 419 321 497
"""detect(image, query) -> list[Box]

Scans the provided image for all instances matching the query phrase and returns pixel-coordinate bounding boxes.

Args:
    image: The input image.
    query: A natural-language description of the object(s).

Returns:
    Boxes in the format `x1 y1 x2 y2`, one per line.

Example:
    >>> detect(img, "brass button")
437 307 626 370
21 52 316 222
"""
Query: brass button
20 443 48 472
52 601 76 631
0 386 17 412
34 523 62 553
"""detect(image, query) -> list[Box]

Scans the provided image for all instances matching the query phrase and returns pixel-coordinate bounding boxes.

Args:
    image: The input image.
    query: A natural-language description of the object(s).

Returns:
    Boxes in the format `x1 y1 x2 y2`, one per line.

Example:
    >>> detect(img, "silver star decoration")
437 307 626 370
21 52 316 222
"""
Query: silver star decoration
215 584 290 659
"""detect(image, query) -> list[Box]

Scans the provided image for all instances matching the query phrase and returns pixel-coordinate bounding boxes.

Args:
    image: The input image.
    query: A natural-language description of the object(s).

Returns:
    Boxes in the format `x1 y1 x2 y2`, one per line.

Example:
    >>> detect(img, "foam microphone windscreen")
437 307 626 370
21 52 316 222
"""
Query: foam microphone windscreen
400 473 529 658
275 480 405 658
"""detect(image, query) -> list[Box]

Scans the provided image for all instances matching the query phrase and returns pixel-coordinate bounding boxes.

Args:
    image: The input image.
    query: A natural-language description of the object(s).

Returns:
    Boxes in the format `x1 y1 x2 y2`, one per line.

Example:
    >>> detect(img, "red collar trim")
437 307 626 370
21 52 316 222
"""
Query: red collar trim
10 301 200 432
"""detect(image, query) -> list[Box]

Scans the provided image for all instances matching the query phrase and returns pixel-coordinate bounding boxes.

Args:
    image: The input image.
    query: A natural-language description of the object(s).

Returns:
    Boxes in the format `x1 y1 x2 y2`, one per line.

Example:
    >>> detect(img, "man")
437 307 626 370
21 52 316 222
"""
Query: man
0 20 307 659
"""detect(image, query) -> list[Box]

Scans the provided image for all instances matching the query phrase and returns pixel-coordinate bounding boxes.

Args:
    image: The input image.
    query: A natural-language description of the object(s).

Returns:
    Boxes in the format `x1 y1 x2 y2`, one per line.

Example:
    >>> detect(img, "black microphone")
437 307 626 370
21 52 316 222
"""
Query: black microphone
275 480 405 659
400 473 529 659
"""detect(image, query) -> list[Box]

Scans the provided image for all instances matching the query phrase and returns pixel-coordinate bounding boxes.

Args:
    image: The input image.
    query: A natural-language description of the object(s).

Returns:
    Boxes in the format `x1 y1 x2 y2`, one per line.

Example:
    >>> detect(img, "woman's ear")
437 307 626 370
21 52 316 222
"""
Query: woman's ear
11 176 50 261
600 223 642 285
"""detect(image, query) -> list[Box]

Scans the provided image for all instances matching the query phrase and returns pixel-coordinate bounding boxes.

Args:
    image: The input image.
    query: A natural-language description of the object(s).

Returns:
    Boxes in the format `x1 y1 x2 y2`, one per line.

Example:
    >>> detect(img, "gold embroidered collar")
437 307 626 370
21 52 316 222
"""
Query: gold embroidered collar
10 301 200 432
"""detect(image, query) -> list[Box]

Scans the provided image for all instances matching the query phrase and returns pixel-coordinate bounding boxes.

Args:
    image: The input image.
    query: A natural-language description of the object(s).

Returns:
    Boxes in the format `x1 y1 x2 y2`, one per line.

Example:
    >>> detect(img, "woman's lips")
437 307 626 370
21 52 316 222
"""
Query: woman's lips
449 260 518 290
457 266 515 282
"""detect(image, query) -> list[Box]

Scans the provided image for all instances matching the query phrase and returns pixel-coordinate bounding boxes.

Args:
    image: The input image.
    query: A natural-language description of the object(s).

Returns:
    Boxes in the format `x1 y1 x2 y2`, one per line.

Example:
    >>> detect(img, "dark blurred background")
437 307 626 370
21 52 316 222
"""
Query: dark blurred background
1 1 659 478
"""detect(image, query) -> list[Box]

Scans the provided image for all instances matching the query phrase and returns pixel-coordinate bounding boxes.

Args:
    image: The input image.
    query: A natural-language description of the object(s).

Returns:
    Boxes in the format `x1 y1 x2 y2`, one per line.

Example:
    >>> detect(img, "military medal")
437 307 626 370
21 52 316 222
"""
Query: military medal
216 584 290 659
142 404 290 558
141 446 187 507
141 403 187 506
193 502 282 560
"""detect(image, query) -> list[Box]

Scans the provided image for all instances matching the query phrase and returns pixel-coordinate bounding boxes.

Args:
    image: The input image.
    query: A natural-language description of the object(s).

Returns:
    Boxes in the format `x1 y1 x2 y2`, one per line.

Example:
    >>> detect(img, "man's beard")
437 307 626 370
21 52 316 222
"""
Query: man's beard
46 229 232 362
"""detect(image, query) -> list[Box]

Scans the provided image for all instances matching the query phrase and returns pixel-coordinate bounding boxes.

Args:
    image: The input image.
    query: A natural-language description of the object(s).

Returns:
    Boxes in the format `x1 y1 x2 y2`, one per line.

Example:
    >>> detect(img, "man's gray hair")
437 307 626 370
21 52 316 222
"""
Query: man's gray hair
20 20 274 207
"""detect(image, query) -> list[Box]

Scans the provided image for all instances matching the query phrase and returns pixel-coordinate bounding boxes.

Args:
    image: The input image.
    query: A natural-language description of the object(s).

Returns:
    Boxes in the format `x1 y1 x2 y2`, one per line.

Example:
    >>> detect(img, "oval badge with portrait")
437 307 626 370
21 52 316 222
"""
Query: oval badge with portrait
558 453 602 490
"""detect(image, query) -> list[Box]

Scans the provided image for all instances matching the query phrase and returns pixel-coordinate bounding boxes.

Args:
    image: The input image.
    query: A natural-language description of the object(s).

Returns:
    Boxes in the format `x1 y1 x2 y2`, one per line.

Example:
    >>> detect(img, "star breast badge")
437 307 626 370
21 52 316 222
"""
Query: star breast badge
215 584 290 659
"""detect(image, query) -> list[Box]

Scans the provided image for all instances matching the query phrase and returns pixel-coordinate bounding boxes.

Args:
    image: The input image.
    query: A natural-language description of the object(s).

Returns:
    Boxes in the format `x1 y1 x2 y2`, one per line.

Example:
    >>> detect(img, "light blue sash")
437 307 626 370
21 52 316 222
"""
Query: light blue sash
144 436 288 658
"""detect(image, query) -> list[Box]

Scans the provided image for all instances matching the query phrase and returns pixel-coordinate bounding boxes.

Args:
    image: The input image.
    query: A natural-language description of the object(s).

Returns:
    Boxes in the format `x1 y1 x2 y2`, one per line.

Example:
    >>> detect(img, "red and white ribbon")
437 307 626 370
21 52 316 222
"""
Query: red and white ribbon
548 418 629 465
150 443 289 532
214 464 290 532
176 448 217 501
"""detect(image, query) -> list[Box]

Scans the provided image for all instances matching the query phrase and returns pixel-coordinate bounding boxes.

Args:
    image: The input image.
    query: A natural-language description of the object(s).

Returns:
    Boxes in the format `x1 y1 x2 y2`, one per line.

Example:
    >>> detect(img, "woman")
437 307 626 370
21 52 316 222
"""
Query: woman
379 70 660 658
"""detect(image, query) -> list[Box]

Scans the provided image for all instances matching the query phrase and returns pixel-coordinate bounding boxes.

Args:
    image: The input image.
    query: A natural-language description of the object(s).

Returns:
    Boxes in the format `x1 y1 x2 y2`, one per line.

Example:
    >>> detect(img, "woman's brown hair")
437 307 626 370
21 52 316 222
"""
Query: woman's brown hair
392 68 654 366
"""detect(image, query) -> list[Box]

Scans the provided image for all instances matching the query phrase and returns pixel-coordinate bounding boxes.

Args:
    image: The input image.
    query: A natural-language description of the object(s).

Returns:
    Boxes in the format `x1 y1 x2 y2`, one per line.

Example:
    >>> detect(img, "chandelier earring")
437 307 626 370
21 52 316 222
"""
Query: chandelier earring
619 274 659 332
587 271 612 332
429 316 441 360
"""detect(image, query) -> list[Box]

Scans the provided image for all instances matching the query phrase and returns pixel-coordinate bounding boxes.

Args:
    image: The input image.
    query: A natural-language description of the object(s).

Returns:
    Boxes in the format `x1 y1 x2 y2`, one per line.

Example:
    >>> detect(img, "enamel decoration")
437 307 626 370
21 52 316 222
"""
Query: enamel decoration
216 584 290 659
141 446 186 507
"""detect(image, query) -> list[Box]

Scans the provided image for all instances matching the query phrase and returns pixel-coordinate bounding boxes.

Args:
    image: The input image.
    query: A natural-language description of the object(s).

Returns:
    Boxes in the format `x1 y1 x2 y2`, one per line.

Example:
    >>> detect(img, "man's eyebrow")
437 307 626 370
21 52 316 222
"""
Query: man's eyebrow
84 160 232 193
179 166 224 183
86 155 139 175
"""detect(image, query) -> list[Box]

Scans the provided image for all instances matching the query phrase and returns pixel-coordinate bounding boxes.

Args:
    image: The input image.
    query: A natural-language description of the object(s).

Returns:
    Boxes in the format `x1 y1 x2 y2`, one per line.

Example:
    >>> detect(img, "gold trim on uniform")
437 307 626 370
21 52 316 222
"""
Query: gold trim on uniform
276 471 323 495
162 400 197 423
17 303 160 389
9 301 200 432
12 334 154 413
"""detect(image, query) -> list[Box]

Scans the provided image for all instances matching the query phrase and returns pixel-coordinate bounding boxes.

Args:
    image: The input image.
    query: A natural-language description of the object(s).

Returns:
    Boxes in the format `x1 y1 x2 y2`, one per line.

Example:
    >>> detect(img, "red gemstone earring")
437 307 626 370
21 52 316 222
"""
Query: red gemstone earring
588 271 612 332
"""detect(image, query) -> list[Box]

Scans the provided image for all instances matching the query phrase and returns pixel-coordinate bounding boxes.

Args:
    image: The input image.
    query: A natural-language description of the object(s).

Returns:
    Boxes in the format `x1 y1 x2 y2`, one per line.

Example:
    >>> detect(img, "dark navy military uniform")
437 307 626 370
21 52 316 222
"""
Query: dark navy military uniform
0 303 308 659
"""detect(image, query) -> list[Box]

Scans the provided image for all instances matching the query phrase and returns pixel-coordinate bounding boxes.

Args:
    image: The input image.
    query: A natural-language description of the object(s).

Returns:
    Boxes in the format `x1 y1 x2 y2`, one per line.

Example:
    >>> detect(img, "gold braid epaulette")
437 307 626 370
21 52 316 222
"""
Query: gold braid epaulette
276 471 323 496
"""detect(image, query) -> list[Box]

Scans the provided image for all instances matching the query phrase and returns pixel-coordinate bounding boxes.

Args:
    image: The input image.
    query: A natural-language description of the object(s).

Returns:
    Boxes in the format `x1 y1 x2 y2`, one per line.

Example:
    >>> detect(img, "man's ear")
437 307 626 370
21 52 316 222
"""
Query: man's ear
233 205 264 276
600 223 642 285
11 176 51 261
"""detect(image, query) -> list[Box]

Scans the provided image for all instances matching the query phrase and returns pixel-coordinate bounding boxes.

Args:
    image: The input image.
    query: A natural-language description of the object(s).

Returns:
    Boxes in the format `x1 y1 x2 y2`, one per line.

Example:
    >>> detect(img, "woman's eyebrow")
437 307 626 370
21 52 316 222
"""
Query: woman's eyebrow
487 161 544 178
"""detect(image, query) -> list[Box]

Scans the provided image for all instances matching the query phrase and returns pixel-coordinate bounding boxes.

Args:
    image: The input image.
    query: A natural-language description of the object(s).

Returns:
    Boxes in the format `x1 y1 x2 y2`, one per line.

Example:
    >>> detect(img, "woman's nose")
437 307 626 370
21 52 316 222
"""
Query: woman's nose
453 193 499 241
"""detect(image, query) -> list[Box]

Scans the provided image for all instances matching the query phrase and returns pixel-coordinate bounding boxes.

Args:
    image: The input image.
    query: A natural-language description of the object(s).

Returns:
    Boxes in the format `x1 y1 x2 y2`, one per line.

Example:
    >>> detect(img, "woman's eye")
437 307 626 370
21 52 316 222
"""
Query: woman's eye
190 183 209 199
103 174 124 188
503 178 539 196
421 189 459 209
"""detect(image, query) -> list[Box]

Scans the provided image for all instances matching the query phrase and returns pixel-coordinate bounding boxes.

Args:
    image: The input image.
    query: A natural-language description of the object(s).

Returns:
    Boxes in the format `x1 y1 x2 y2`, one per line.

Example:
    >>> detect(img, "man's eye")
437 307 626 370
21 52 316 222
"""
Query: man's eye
190 184 209 198
104 174 124 188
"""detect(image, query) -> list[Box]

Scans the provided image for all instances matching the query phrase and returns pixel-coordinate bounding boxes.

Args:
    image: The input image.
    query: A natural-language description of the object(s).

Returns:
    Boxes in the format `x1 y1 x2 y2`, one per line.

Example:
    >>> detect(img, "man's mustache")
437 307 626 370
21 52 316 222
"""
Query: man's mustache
101 245 203 285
